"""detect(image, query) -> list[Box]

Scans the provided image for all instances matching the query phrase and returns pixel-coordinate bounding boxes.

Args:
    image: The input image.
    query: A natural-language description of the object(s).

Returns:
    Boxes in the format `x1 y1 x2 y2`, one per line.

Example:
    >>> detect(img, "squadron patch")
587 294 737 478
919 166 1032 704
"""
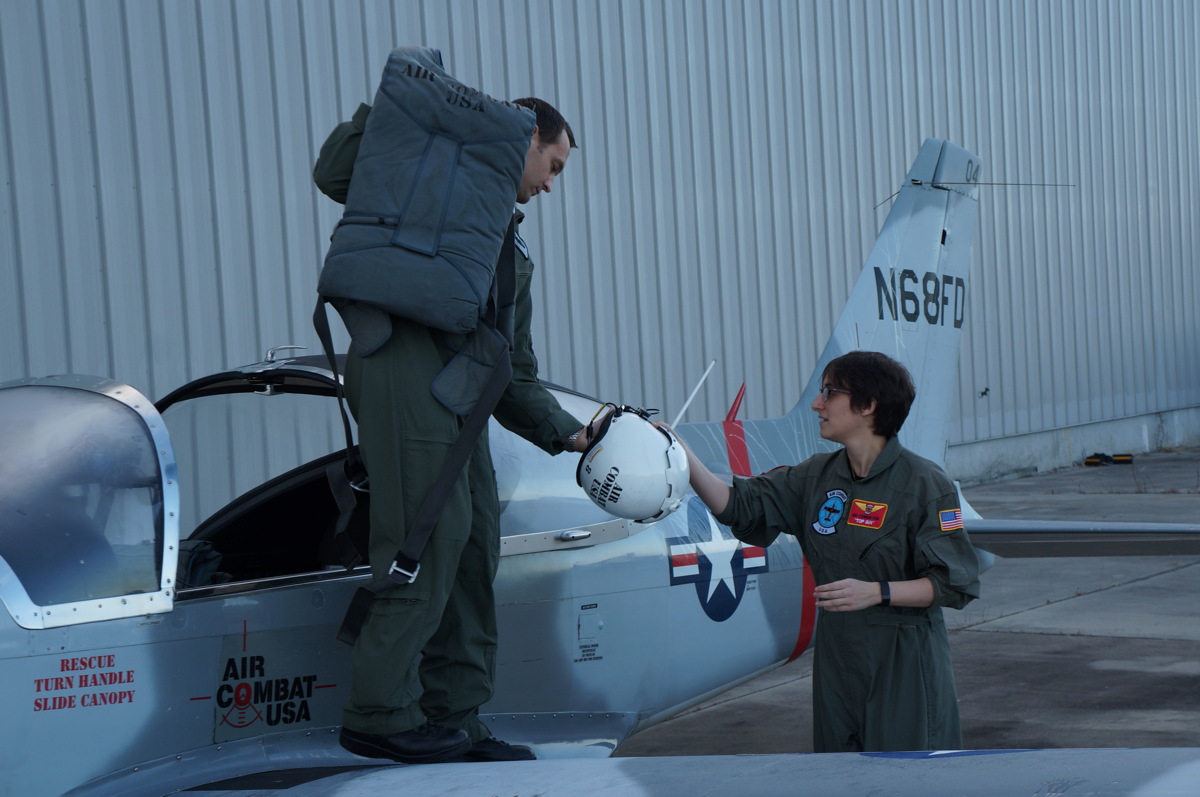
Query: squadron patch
813 490 847 535
848 500 888 529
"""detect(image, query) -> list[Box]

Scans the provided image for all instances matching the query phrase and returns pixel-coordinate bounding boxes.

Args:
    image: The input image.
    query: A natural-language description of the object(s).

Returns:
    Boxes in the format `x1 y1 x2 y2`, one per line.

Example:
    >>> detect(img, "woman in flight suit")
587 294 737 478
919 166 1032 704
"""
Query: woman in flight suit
676 350 980 753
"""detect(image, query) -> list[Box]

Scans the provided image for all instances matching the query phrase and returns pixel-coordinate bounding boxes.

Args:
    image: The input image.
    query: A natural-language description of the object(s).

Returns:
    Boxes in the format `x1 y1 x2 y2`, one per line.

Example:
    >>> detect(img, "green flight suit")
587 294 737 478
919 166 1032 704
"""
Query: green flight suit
315 106 581 741
715 437 980 753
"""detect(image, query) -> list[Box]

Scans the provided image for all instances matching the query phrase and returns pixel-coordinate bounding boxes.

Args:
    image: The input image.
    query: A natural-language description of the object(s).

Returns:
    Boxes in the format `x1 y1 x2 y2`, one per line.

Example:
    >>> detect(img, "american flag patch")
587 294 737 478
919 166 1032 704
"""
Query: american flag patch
939 508 964 531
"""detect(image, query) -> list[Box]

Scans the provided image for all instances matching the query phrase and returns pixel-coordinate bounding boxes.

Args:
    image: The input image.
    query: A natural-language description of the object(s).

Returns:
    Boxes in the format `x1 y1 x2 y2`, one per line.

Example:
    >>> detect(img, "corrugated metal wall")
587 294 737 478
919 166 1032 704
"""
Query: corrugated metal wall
3 0 1198 459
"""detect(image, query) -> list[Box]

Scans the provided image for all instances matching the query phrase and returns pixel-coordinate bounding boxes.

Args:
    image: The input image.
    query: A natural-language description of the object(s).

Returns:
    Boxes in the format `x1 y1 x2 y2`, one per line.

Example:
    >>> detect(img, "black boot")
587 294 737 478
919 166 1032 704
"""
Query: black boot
339 722 472 764
460 737 537 761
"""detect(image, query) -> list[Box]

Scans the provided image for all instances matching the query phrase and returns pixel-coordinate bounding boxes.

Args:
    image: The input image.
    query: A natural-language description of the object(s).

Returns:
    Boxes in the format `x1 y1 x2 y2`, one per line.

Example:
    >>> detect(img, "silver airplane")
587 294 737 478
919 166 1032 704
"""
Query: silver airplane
3 139 1198 797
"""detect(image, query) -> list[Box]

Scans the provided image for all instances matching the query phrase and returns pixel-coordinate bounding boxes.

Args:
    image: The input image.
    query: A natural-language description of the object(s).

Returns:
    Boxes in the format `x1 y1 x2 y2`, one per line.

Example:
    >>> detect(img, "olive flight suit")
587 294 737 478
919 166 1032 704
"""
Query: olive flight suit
315 105 581 741
716 437 980 753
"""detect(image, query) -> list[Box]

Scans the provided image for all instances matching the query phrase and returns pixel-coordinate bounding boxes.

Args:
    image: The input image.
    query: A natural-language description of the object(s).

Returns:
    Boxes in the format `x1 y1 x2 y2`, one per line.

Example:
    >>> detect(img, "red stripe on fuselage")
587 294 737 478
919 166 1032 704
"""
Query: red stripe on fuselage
723 420 750 477
720 386 814 660
788 558 817 662
723 383 750 478
720 405 816 657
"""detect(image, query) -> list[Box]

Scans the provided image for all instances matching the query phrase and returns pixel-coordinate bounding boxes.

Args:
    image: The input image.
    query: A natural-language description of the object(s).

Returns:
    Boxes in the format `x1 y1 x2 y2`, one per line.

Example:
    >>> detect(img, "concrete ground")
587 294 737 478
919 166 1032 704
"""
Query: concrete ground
616 446 1200 756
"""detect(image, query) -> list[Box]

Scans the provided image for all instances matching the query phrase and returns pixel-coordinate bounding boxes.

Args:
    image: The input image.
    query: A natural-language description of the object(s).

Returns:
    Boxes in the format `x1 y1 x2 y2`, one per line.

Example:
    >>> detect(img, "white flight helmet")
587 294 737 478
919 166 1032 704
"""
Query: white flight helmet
575 406 690 522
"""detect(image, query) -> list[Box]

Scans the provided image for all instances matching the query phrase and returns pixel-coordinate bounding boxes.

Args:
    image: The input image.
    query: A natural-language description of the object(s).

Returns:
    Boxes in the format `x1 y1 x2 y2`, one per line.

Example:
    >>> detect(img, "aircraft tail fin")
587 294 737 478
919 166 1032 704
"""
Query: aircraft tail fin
681 138 983 474
800 138 982 465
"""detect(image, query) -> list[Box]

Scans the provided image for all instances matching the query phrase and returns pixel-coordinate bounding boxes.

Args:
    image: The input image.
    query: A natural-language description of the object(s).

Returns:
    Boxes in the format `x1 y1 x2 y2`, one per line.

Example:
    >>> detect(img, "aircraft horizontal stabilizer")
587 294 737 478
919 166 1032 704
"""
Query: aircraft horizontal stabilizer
968 519 1200 558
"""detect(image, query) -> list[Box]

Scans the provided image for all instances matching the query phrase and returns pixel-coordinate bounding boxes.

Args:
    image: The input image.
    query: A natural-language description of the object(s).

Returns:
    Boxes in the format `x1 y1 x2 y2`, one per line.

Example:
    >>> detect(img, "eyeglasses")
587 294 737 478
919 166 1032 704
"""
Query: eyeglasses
817 386 852 402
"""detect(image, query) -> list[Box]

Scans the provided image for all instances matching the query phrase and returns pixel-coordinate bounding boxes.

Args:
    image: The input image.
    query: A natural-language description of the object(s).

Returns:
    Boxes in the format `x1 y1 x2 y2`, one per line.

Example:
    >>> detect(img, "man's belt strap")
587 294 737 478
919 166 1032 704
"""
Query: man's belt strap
312 292 369 569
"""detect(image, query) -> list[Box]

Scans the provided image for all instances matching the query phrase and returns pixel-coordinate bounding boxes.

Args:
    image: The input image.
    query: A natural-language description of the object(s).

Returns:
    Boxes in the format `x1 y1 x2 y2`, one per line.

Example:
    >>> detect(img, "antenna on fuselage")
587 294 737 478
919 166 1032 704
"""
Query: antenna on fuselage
671 358 717 427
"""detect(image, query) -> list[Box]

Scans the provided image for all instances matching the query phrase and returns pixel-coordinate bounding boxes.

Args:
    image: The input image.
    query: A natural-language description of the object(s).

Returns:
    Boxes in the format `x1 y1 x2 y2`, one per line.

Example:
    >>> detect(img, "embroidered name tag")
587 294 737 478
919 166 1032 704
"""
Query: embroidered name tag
848 500 888 529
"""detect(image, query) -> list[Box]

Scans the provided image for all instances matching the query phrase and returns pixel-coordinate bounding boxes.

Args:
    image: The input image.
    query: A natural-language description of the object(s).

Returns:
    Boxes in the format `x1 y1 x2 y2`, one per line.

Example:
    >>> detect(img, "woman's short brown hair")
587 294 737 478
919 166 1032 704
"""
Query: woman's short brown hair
821 351 915 439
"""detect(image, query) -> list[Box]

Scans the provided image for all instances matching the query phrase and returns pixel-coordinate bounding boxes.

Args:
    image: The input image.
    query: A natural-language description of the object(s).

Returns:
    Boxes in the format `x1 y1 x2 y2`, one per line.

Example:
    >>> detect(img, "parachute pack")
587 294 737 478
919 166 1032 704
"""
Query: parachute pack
317 46 534 335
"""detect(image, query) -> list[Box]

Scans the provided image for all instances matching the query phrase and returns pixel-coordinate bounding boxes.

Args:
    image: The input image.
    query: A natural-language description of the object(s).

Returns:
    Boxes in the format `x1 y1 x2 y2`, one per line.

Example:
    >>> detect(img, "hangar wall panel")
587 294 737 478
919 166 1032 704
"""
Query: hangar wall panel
2 0 1198 476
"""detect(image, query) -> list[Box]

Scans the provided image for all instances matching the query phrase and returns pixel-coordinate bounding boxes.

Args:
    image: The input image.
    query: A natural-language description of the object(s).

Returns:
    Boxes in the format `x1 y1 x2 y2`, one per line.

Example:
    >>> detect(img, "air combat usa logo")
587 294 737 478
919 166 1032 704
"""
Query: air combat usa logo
813 489 847 535
667 498 769 622
193 625 341 743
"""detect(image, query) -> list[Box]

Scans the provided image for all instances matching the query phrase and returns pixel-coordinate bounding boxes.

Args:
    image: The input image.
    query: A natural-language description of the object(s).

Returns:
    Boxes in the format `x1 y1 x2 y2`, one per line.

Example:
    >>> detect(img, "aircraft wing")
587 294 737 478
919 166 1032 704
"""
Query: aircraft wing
967 518 1200 558
183 748 1200 797
959 449 1200 558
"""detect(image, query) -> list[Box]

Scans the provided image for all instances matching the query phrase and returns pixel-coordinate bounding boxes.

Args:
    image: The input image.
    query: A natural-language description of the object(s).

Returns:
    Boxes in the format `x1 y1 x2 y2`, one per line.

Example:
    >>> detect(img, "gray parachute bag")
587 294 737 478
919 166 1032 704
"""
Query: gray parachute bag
314 48 528 594
317 46 534 335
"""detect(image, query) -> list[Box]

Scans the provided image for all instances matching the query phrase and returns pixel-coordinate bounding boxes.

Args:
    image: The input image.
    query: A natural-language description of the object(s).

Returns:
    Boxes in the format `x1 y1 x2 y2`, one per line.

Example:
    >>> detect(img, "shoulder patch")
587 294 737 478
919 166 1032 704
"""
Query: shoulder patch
939 508 964 531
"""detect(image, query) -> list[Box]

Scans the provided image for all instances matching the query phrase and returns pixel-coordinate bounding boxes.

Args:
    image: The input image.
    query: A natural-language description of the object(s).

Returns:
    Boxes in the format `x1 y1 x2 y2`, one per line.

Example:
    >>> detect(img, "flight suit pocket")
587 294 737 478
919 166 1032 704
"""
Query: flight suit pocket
430 326 512 416
399 435 473 543
866 609 931 628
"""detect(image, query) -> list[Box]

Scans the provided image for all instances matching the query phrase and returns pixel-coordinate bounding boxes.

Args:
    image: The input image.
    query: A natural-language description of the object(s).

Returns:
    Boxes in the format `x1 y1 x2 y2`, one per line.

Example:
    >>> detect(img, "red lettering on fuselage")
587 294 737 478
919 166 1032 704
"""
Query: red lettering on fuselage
34 676 75 692
36 654 135 713
33 696 77 711
60 655 116 672
78 670 135 688
80 690 135 707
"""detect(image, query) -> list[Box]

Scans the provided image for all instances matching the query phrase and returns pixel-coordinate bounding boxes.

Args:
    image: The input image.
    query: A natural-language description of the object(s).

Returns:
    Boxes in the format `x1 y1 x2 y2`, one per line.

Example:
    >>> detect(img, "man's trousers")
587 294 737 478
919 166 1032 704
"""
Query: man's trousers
341 316 500 743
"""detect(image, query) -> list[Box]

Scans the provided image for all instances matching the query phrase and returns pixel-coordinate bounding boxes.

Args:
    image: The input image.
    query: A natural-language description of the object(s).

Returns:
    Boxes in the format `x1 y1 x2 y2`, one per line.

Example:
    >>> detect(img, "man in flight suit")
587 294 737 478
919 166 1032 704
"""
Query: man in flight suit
314 97 596 764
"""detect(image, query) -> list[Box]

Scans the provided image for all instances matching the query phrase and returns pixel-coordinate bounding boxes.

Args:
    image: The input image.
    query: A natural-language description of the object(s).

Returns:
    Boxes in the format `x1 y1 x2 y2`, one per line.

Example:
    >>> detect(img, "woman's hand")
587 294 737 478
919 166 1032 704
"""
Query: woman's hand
814 578 883 612
654 420 730 514
815 577 934 611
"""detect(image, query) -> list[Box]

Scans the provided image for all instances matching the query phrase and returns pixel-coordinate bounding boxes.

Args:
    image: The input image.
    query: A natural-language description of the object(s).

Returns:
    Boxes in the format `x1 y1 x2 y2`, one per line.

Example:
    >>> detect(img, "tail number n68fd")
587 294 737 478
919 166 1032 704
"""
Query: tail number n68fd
875 267 967 328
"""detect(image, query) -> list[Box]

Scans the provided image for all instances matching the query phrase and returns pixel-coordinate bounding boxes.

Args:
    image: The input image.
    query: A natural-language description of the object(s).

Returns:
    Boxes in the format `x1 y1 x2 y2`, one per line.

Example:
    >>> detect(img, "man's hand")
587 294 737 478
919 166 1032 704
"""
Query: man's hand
565 407 614 452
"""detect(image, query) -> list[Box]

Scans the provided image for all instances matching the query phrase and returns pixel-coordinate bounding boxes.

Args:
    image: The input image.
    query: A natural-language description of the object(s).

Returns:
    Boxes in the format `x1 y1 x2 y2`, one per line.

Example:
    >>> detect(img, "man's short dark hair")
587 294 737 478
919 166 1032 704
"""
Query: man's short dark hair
513 97 577 149
822 351 916 439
